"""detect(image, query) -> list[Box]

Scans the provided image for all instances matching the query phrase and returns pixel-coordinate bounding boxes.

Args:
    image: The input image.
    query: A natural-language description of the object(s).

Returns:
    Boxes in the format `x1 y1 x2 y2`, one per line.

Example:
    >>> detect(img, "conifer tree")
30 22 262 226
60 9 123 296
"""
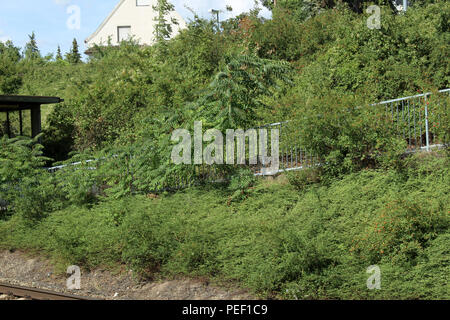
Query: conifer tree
65 38 82 64
56 45 63 61
24 32 41 60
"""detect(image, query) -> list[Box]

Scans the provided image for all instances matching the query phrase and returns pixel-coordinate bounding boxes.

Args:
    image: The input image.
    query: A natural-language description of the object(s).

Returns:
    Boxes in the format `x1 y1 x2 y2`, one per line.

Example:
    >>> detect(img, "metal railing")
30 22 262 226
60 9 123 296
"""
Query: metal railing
46 89 449 179
251 121 319 175
371 88 449 152
46 159 98 173
263 88 450 174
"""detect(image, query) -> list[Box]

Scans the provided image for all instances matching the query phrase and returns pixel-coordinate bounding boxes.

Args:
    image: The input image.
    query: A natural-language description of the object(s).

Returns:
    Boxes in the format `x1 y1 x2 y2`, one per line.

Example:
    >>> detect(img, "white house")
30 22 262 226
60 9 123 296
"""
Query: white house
85 0 187 50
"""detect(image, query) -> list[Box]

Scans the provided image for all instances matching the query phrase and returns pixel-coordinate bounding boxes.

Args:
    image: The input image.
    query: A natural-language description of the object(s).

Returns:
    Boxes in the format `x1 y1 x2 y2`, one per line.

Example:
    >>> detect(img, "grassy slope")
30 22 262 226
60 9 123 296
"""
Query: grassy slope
0 153 448 299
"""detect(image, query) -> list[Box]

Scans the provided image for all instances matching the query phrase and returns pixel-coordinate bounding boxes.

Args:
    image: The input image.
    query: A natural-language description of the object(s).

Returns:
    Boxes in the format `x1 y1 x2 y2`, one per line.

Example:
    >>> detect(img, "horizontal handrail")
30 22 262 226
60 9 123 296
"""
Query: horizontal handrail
371 88 450 106
46 89 449 174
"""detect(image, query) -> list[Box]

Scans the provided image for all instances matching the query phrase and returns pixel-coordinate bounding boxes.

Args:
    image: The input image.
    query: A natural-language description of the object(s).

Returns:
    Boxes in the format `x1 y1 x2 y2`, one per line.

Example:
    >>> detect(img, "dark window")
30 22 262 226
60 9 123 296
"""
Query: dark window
117 26 131 42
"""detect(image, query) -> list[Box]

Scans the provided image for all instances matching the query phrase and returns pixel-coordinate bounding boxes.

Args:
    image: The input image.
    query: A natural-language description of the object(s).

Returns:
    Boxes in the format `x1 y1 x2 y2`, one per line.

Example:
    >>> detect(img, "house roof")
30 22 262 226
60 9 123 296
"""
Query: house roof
85 0 127 44
0 95 63 112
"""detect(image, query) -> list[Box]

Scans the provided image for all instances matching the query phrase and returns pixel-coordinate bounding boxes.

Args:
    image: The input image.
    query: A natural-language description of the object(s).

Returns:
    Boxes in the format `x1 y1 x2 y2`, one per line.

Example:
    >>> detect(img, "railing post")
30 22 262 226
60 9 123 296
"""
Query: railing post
424 94 430 152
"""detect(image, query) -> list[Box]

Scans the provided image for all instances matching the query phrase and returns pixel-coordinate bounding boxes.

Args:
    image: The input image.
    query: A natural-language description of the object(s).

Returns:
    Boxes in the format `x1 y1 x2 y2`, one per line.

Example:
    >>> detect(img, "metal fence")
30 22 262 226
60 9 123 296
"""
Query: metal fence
258 88 450 174
251 121 319 175
47 89 449 179
371 88 449 152
47 159 98 173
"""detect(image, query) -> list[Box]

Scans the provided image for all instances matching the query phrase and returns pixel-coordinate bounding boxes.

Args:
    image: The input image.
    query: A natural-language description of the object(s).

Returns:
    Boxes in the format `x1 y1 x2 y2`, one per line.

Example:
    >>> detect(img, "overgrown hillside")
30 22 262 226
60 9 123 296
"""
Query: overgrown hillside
0 152 448 299
0 1 449 299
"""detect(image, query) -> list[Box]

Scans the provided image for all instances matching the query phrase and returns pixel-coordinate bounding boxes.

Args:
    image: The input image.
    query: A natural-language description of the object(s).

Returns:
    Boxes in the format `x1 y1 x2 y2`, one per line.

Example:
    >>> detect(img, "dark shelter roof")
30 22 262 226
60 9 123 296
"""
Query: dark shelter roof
0 95 64 112
0 95 64 138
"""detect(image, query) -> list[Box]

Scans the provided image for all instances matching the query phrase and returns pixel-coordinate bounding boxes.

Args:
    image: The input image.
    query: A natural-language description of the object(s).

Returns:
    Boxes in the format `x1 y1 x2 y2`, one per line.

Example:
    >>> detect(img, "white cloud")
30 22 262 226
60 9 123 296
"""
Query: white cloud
224 0 271 19
176 0 270 19
53 0 73 6
224 0 255 15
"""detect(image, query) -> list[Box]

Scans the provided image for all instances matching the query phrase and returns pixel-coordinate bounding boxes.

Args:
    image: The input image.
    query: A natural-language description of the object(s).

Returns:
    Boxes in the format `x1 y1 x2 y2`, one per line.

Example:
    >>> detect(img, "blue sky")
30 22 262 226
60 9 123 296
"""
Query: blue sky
0 0 270 59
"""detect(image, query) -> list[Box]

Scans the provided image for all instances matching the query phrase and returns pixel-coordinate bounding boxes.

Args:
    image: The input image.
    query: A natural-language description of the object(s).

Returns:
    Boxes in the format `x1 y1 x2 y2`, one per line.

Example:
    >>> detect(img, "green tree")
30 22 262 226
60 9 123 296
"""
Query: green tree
195 54 293 129
42 103 75 162
153 0 179 43
24 32 41 60
261 0 399 14
56 45 63 61
65 38 82 64
0 40 22 94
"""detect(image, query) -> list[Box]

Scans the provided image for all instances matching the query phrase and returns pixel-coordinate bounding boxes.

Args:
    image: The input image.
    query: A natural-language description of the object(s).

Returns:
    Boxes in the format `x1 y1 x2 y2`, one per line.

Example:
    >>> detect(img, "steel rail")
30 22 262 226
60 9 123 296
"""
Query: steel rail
0 282 93 300
370 88 450 106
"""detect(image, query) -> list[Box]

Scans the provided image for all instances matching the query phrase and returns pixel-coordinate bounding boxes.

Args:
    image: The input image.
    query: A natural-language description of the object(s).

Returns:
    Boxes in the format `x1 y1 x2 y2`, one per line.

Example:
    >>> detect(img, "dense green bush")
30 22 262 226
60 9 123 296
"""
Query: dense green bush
0 136 104 221
280 94 407 179
227 168 257 203
286 167 322 191
0 136 53 220
0 152 448 298
41 103 75 163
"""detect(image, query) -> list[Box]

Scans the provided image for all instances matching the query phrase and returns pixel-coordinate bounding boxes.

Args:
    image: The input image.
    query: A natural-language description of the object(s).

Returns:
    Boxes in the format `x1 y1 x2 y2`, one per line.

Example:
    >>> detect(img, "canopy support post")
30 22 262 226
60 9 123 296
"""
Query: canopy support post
19 110 23 136
6 111 11 138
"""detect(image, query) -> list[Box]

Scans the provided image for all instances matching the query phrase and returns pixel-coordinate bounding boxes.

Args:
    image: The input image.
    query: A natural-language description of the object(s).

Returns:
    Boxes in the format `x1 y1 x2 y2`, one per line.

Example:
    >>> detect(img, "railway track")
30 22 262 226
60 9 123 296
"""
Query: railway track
0 282 93 300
